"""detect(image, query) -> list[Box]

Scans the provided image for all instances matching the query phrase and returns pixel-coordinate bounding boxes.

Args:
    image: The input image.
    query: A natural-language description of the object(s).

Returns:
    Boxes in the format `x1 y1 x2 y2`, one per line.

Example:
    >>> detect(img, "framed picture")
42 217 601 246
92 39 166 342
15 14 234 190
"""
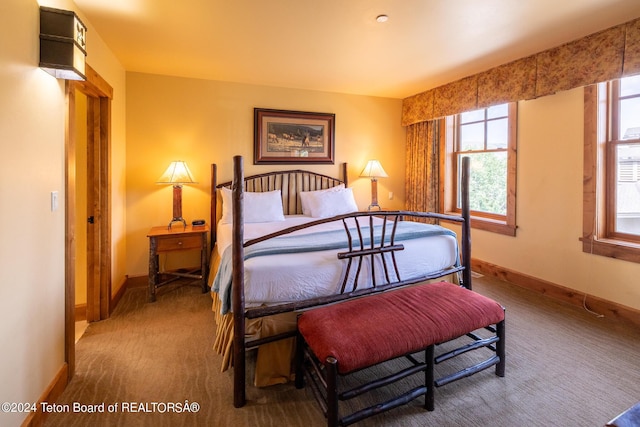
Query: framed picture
254 108 335 164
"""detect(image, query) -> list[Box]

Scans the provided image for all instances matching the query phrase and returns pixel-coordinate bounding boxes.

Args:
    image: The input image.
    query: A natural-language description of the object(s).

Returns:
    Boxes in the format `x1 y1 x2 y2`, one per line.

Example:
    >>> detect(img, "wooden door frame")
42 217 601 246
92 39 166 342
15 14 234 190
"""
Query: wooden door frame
65 64 113 379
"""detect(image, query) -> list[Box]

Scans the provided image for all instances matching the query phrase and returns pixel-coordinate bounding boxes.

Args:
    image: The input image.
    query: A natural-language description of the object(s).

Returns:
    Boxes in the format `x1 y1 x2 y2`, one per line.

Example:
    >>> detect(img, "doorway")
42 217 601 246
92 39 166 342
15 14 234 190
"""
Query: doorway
65 64 113 379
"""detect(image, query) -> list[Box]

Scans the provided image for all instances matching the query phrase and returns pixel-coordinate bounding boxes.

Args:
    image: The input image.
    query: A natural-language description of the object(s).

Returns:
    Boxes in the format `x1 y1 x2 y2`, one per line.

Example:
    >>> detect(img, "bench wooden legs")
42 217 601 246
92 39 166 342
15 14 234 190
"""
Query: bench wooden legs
295 281 506 425
296 320 505 427
296 334 438 427
434 319 506 388
425 344 435 411
496 319 506 377
326 358 339 427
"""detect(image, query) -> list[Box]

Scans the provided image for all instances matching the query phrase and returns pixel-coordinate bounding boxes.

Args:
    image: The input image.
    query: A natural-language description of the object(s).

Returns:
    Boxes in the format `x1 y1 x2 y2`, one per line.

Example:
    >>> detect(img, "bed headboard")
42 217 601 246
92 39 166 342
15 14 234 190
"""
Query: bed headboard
210 162 348 248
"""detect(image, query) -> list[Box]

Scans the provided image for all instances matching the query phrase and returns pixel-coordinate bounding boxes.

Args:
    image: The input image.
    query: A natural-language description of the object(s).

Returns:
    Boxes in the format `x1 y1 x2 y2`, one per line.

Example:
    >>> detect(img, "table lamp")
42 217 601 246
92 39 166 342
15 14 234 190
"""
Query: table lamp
157 161 197 229
360 160 388 211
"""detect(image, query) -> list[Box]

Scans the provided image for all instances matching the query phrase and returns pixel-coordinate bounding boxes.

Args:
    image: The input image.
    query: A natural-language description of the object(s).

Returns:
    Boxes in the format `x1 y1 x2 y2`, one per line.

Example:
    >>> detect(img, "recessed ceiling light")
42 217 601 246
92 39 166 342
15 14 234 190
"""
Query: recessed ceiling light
376 14 388 23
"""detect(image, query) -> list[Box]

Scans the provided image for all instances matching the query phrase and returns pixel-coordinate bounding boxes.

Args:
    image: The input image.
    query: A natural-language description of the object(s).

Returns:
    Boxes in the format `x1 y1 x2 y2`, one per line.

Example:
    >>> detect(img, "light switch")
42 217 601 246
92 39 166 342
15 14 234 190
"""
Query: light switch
51 191 59 211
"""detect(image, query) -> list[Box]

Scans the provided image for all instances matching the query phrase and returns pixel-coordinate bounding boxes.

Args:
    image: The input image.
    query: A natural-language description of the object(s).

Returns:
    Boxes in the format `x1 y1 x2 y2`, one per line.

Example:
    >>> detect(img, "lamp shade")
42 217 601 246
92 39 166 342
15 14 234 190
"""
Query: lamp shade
157 161 197 185
360 160 388 178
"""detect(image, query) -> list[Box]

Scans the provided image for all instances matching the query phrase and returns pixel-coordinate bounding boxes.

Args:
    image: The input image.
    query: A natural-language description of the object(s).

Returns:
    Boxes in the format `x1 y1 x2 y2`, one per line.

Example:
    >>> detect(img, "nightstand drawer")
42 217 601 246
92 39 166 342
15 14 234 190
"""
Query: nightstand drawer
156 235 202 252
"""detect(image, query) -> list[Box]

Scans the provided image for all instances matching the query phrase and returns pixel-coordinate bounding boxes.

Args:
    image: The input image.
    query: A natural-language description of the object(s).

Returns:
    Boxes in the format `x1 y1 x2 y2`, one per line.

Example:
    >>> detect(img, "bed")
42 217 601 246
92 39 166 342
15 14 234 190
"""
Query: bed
208 155 471 408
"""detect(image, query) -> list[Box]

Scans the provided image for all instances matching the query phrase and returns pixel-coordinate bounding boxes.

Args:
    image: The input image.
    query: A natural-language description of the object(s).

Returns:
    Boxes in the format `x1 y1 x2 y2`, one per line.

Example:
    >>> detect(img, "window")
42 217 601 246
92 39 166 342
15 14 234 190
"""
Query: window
441 103 517 236
583 75 640 262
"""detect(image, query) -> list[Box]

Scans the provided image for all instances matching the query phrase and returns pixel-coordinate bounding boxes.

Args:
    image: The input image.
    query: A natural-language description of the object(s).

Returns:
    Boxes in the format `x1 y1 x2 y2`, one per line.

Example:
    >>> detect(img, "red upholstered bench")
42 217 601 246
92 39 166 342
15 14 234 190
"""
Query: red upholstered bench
295 281 505 427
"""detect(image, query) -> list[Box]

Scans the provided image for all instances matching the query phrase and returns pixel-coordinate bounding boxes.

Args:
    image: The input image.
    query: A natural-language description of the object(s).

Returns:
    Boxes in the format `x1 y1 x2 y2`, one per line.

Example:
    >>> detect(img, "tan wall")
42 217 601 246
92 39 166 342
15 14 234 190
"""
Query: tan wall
0 4 66 425
0 1 126 424
125 73 406 276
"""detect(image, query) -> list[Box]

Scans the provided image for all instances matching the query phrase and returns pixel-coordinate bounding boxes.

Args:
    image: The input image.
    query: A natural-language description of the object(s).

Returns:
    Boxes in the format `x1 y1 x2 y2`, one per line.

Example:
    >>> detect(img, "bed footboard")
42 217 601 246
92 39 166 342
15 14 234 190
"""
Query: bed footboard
226 155 471 408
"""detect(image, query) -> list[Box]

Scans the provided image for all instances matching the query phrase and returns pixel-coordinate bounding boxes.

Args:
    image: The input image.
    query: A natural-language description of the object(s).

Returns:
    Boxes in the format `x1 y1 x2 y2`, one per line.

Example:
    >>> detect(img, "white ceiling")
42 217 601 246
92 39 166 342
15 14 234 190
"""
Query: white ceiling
75 0 640 99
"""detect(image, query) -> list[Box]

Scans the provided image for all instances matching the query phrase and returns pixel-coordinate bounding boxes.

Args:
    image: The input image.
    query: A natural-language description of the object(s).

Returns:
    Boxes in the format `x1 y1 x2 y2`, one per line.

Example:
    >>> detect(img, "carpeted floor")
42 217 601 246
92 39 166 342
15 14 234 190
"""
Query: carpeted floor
44 275 640 427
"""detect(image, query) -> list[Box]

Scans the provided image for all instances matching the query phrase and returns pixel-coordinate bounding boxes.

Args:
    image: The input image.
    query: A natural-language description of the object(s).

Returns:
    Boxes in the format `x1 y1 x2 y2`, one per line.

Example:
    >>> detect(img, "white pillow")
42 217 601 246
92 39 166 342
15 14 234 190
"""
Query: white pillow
299 184 345 216
302 187 358 218
220 187 285 224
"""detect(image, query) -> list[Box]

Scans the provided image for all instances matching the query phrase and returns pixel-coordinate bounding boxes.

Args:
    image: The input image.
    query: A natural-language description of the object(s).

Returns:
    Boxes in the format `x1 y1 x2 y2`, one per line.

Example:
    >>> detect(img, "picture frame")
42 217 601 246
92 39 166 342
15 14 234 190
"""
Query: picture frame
254 108 335 164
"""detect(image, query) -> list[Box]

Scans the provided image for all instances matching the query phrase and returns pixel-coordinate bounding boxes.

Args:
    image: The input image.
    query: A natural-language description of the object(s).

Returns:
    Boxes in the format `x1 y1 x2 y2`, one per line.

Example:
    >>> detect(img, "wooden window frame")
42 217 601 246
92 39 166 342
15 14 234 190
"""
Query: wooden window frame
440 103 517 236
582 82 640 262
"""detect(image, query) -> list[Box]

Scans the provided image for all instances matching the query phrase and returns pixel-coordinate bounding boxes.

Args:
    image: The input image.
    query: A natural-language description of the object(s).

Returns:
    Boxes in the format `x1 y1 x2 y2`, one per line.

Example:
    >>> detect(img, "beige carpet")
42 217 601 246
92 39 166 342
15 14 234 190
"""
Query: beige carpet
44 276 640 427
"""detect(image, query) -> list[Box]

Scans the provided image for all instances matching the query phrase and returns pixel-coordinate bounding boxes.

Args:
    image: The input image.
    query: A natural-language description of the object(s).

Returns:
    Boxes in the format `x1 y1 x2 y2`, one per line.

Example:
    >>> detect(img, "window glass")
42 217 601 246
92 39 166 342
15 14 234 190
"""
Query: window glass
487 118 508 149
457 152 507 215
583 78 640 262
456 104 509 217
620 98 640 138
614 143 640 235
487 103 508 119
613 76 640 238
460 109 484 123
620 74 640 97
460 122 484 150
446 102 516 236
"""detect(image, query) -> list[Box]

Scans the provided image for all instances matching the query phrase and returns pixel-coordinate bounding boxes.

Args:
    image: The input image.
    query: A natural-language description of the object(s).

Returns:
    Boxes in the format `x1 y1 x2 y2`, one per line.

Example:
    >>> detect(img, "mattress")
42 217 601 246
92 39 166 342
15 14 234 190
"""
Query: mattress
212 215 459 312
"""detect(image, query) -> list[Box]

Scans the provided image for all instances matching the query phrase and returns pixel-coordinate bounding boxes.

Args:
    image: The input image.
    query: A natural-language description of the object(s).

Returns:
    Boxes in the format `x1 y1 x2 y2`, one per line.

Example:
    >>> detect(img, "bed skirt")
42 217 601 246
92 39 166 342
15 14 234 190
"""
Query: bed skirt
211 297 298 387
209 247 298 387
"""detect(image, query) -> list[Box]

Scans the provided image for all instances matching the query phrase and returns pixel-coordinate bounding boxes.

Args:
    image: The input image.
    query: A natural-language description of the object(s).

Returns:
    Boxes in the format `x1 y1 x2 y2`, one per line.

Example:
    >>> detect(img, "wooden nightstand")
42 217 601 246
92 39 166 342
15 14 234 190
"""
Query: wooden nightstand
147 225 209 302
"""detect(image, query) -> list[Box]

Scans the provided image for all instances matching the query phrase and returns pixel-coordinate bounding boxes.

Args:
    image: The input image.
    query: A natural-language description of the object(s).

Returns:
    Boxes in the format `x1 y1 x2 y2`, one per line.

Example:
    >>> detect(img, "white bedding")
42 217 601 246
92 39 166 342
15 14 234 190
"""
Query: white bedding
213 215 459 311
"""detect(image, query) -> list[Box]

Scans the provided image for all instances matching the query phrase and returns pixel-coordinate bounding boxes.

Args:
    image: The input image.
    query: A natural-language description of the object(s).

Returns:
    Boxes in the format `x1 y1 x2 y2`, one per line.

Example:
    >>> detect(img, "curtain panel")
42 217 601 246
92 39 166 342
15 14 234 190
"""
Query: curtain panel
405 120 439 220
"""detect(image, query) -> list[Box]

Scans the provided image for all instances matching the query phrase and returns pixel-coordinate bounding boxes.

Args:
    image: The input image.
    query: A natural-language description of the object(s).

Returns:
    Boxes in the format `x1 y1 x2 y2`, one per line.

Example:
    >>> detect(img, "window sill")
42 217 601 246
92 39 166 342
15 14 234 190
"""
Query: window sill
580 237 640 263
443 211 516 236
470 216 516 236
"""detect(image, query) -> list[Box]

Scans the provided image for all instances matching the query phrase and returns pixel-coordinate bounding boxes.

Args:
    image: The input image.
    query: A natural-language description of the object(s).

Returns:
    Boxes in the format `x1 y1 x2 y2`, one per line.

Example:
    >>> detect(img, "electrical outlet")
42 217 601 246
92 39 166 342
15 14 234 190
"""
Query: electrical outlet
388 191 394 200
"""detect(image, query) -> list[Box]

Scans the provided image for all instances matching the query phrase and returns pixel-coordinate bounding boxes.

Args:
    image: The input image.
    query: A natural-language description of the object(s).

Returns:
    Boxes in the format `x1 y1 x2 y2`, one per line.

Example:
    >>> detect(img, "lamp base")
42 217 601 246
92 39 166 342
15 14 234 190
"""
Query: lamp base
368 178 382 211
168 217 187 229
168 184 186 229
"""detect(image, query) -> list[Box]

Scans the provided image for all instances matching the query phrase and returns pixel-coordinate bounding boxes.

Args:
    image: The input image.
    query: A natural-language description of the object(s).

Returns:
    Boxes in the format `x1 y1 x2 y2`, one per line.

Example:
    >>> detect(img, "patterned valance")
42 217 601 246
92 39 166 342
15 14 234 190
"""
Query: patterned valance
477 56 537 109
433 76 477 118
535 26 624 97
402 90 434 129
402 17 640 126
624 19 640 76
